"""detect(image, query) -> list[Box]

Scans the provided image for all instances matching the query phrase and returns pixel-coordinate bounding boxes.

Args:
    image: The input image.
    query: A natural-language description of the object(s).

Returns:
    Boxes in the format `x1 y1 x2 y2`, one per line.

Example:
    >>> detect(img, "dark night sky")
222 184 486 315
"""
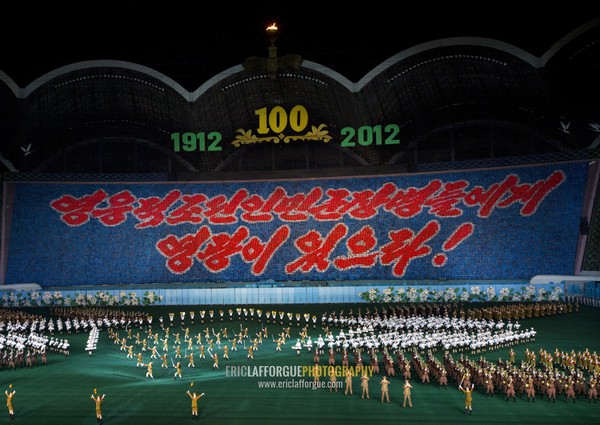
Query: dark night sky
1 2 598 90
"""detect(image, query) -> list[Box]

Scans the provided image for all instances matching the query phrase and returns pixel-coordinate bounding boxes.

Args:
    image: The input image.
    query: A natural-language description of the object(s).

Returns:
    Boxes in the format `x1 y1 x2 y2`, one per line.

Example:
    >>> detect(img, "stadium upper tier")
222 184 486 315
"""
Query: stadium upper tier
0 18 598 178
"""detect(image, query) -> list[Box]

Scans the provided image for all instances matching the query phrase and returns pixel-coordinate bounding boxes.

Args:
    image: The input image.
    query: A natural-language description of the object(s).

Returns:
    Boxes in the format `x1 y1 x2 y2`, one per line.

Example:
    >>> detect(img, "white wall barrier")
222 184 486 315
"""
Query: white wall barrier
0 281 565 307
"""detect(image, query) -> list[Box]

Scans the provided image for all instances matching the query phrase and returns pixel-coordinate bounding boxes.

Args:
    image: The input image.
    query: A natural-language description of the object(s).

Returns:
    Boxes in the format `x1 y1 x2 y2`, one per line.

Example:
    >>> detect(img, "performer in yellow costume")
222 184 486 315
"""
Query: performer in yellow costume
381 376 391 403
402 379 413 407
361 372 370 399
91 389 105 424
459 383 474 415
344 369 353 396
174 361 183 379
146 361 154 380
5 384 15 421
186 389 205 421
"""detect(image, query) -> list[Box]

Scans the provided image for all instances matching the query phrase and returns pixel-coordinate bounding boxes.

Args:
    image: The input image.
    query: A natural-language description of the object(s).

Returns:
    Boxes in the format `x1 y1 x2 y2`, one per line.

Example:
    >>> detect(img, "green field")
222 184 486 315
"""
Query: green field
2 303 600 425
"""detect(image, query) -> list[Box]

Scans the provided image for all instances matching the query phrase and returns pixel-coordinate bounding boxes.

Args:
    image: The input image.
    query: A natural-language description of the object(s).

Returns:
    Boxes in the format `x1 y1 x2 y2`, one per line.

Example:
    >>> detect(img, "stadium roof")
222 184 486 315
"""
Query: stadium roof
0 4 599 177
2 3 597 89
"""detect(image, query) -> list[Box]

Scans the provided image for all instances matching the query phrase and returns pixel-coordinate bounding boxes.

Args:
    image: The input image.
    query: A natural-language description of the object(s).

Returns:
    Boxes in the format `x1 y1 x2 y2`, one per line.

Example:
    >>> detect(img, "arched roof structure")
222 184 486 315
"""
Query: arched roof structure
0 19 598 176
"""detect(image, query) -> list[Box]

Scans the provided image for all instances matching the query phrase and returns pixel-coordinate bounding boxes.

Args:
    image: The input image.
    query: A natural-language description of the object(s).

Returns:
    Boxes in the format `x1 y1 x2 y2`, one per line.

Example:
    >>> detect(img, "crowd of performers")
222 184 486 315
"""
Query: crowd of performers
0 309 71 370
57 299 596 405
305 301 598 404
442 348 599 403
1 299 598 412
0 306 155 371
299 301 597 404
106 312 272 378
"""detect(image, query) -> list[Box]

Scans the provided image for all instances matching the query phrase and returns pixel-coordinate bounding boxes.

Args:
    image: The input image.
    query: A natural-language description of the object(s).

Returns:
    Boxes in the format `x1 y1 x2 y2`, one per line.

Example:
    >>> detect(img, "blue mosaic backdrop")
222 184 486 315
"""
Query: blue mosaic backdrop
3 163 588 287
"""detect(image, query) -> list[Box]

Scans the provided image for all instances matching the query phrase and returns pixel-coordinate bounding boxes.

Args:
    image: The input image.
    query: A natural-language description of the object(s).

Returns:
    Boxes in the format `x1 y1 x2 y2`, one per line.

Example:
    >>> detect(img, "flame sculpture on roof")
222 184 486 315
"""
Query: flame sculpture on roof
243 20 302 78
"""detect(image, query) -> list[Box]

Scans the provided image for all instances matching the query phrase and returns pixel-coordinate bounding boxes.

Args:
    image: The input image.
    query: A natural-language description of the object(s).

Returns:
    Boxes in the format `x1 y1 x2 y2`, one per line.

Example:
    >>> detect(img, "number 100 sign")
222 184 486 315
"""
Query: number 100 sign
171 104 400 152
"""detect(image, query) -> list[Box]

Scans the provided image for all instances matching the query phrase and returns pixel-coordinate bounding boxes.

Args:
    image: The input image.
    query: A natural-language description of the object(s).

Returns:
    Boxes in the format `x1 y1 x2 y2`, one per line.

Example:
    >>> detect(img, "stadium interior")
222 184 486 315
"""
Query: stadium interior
0 10 599 425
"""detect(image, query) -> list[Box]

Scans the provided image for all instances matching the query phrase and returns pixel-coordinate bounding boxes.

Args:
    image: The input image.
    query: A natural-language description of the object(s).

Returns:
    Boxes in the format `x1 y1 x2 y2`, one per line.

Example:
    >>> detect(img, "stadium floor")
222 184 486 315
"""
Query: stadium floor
3 303 600 425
